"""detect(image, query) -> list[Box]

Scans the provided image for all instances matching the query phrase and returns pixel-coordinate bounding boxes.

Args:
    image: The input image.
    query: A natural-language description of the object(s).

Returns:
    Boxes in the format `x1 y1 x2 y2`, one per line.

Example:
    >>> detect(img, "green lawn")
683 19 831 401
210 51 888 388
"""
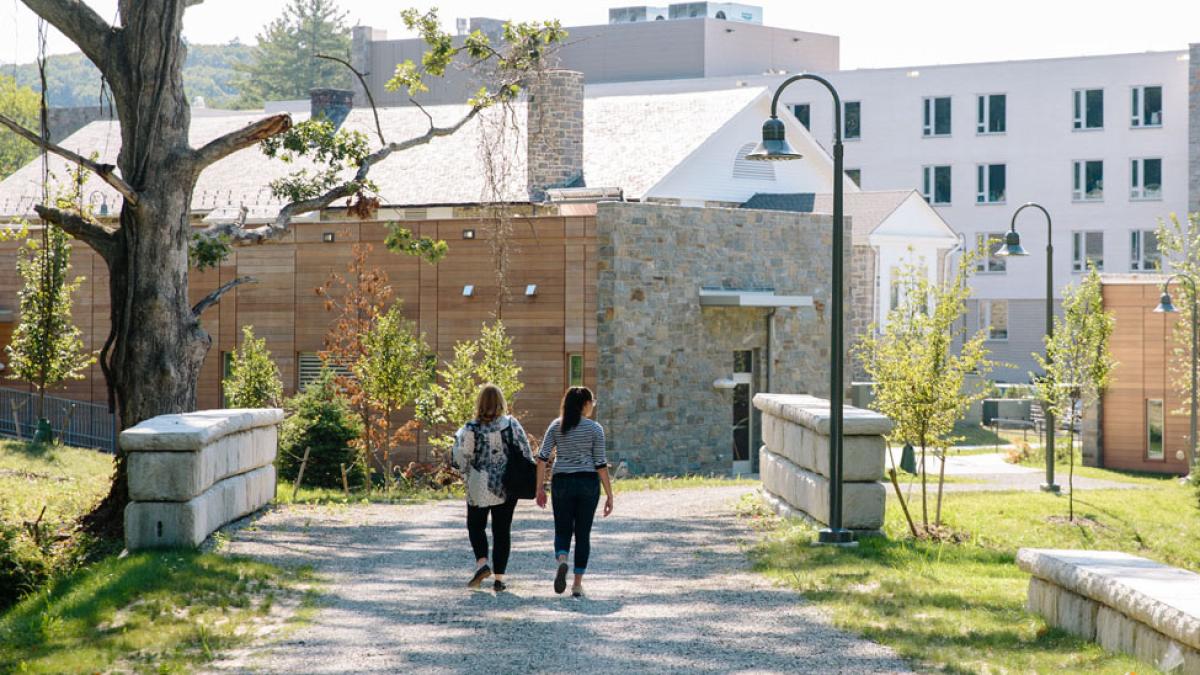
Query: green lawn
0 440 112 531
746 468 1189 673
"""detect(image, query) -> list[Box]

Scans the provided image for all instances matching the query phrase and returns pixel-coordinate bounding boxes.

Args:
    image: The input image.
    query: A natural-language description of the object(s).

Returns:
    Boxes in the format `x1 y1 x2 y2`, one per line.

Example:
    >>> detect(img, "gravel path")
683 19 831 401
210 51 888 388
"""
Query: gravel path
210 486 910 674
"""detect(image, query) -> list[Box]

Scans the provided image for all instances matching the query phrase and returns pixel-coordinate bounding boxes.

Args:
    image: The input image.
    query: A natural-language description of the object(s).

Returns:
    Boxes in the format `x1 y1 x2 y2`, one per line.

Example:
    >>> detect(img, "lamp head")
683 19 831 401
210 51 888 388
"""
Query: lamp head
746 117 802 161
994 229 1029 257
1154 291 1177 313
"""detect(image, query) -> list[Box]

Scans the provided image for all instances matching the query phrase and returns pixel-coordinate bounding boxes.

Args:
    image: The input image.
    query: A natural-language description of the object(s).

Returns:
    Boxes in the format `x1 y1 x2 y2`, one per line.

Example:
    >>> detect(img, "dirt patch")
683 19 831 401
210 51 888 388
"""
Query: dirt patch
1046 515 1108 530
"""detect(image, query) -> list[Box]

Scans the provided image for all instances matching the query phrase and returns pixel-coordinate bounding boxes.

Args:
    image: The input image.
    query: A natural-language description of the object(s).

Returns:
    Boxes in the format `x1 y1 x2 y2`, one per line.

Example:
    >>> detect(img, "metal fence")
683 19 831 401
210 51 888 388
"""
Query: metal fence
0 386 117 453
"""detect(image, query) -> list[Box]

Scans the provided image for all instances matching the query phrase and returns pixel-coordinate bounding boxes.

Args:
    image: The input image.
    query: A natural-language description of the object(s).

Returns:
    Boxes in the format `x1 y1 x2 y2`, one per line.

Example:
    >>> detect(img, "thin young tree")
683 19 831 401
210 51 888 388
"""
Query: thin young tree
855 251 994 535
1035 267 1115 521
0 4 563 534
222 325 283 408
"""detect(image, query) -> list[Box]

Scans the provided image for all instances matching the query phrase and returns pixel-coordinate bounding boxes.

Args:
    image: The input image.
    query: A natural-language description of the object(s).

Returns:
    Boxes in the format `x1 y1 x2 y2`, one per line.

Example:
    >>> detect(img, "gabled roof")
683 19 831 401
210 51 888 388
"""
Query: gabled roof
740 193 816 212
740 189 957 248
0 85 766 219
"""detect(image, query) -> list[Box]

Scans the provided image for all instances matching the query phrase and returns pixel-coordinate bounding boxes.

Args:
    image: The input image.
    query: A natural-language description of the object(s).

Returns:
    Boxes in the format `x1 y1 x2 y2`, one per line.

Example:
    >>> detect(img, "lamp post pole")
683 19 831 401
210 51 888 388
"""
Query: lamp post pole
997 202 1059 492
1155 275 1199 468
748 74 852 544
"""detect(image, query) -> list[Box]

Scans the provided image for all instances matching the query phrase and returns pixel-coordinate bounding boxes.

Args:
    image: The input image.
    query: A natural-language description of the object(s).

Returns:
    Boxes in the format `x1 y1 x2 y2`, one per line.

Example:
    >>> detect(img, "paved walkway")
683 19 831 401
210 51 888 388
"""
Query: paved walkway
912 453 1149 493
211 486 909 674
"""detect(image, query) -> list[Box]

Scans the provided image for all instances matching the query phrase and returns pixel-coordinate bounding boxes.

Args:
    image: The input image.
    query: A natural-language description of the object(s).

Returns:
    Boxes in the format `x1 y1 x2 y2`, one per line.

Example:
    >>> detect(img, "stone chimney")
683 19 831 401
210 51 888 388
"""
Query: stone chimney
310 88 354 129
1190 43 1200 214
526 70 585 201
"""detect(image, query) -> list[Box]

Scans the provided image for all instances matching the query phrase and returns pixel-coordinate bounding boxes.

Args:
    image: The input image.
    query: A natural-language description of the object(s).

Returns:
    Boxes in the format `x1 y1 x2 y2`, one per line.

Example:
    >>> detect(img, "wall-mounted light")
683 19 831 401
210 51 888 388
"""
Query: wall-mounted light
462 284 474 297
322 232 335 243
712 378 737 390
98 199 108 216
906 70 921 78
525 284 538 297
462 229 476 240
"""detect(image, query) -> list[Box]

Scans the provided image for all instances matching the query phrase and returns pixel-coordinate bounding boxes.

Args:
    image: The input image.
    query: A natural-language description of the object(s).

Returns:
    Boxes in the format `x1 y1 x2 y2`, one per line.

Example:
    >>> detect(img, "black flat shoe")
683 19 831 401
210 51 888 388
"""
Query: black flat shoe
493 579 507 593
553 562 569 594
468 564 492 588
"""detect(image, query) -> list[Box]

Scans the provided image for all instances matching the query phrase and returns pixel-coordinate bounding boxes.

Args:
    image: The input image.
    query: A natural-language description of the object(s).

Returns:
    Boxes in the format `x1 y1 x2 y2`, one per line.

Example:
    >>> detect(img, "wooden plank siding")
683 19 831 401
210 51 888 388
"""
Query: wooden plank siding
1100 280 1191 474
0 215 598 463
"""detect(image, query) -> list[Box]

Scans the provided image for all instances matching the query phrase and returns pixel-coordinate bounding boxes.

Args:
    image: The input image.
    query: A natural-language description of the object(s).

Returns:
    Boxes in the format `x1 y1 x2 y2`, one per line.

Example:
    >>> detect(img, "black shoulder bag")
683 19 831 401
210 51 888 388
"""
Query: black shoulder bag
501 425 538 500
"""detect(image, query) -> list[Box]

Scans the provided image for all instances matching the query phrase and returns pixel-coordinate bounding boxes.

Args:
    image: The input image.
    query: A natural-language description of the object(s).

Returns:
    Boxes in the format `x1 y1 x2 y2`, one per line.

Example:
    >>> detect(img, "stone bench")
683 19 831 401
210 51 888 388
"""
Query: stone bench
754 393 891 531
1018 548 1200 672
123 408 282 550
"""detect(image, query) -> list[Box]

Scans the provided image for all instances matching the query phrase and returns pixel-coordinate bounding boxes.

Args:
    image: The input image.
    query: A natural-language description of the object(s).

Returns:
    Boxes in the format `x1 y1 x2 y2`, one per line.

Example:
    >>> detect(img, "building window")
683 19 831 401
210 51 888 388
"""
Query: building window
1071 231 1104 272
845 168 861 187
790 103 810 130
1147 398 1164 460
976 163 1006 203
568 354 584 387
1131 85 1163 127
1130 157 1163 200
975 232 1007 274
1072 88 1104 130
979 300 1008 340
976 93 1006 134
1130 230 1160 271
922 96 951 137
1072 160 1104 201
922 165 951 204
843 101 861 140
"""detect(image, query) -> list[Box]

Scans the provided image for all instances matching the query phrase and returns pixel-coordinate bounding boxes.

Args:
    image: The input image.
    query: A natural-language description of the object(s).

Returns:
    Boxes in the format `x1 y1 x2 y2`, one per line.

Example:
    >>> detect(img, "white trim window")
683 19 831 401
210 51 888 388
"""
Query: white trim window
922 96 951 137
975 232 1007 274
1071 231 1104 272
1130 157 1163 200
843 101 861 140
1130 230 1161 271
1131 85 1163 128
1072 160 1104 201
922 165 951 204
976 93 1006 134
979 300 1009 341
790 103 810 130
976 163 1006 203
1072 88 1104 130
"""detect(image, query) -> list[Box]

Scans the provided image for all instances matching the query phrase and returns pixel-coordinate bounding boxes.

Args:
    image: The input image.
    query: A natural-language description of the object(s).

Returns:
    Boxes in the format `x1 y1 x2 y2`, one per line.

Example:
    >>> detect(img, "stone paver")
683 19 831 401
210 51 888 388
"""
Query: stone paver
210 486 909 674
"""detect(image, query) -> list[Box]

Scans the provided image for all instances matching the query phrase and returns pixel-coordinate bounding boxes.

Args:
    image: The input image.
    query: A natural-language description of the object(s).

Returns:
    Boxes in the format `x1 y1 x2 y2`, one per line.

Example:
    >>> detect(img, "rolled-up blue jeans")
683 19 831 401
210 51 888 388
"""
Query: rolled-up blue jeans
551 471 600 574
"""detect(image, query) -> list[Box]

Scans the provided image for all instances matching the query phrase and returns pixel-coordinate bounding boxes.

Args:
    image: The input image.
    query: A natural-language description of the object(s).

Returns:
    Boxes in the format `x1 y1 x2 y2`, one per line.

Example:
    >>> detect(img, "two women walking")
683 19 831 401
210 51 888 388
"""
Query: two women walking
452 384 613 597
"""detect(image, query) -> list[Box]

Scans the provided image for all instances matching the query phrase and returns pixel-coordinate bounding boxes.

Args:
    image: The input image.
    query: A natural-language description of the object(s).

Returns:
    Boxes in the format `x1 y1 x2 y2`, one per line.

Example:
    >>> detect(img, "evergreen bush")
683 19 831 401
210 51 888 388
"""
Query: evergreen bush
277 367 363 488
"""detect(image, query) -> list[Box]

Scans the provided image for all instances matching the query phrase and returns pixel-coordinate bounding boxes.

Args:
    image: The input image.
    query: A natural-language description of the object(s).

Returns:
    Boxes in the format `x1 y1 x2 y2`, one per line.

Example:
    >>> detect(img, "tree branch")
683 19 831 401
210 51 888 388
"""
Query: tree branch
316 54 385 145
34 204 118 256
192 114 293 172
0 113 139 206
192 276 256 317
20 0 116 73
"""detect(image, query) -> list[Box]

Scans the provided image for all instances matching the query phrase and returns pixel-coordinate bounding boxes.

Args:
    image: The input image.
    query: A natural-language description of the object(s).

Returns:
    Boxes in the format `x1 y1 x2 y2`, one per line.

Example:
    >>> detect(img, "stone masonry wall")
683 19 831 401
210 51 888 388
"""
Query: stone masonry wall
595 201 848 475
526 70 584 201
1190 43 1200 214
848 243 876 380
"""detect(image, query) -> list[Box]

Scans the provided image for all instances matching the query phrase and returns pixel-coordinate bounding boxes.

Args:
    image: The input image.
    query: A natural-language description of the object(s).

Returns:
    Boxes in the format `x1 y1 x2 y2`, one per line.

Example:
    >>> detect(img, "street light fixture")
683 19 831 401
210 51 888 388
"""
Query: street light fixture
995 202 1060 493
748 73 853 545
1153 274 1198 469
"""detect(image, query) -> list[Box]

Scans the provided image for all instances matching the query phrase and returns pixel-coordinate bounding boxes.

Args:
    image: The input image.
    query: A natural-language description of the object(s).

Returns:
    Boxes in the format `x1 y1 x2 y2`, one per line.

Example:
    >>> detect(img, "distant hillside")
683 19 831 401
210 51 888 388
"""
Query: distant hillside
6 42 255 109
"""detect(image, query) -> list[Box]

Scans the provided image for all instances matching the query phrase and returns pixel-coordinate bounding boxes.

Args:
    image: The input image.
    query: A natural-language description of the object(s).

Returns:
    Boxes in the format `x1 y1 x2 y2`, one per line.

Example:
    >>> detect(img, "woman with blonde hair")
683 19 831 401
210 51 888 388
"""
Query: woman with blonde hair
451 383 534 592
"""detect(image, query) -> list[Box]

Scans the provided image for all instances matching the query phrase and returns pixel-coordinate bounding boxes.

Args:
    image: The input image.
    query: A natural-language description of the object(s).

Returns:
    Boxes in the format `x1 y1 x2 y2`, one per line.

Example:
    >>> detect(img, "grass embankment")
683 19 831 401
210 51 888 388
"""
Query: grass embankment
0 441 308 673
748 467 1187 673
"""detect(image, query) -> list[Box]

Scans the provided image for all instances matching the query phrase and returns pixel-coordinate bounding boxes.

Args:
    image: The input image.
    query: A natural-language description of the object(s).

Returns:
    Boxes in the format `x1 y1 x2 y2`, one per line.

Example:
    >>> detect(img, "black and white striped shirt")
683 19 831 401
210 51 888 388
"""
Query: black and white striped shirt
539 418 607 474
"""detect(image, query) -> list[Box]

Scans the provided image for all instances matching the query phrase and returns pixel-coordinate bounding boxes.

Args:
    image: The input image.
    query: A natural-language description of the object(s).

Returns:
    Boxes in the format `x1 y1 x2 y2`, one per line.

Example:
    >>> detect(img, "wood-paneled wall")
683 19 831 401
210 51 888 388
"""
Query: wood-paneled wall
0 215 598 462
1101 280 1190 474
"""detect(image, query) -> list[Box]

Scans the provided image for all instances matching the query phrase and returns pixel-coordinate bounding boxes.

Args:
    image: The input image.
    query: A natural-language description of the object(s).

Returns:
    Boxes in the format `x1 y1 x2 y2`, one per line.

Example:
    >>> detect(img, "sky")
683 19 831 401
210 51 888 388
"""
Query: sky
2 0 1199 70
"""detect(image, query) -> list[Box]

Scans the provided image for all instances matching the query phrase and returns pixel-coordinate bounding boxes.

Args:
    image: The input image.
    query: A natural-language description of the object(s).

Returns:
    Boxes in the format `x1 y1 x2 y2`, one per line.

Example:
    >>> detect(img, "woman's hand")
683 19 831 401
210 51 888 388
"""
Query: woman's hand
536 487 548 509
603 494 614 517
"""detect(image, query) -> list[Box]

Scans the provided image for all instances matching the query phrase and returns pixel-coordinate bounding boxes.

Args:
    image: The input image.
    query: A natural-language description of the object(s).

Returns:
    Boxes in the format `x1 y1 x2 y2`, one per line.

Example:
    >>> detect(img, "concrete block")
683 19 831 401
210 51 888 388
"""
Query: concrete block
760 447 884 530
1096 606 1137 657
121 408 284 452
128 426 277 501
125 464 276 549
754 393 892 436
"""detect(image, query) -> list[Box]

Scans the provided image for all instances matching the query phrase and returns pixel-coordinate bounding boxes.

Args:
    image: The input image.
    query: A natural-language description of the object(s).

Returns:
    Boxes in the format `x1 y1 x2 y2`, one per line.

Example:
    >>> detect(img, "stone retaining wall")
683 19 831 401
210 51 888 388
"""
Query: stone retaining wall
754 393 890 530
123 409 282 550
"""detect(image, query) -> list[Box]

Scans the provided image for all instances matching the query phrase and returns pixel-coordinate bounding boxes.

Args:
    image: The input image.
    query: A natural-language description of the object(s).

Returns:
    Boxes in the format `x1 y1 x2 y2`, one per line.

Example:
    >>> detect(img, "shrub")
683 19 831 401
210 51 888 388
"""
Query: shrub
223 325 283 408
277 368 363 489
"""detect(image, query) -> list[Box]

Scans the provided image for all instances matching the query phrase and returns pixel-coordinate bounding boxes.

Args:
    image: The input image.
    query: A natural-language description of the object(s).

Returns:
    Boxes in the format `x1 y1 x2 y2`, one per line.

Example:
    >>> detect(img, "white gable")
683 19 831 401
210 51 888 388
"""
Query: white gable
866 193 959 246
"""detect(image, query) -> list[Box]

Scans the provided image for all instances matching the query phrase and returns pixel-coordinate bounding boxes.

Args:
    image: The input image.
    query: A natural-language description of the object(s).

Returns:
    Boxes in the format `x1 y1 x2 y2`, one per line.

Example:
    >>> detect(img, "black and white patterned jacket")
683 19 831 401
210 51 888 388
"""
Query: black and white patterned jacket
451 415 533 507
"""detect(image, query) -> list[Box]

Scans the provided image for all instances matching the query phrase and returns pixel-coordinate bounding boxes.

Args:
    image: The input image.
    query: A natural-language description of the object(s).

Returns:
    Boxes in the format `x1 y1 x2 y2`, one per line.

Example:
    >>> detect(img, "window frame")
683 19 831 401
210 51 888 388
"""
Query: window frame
922 164 952 205
974 232 1008 275
1130 85 1163 128
922 96 952 137
845 168 862 187
979 299 1009 341
1071 231 1104 273
843 100 861 140
1129 230 1161 272
1130 157 1163 201
1146 398 1165 461
1071 88 1104 130
976 93 1007 135
975 163 1006 204
1071 159 1104 202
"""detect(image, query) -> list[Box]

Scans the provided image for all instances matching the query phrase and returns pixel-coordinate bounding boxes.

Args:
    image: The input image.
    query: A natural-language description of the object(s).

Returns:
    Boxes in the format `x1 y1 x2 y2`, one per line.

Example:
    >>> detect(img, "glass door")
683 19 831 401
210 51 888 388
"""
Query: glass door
732 350 754 475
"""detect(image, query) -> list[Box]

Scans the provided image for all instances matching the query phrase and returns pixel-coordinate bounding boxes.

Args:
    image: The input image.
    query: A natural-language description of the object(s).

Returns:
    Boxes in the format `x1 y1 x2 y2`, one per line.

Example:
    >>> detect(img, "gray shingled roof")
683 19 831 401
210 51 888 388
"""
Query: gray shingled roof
812 190 916 239
0 86 765 218
740 193 816 213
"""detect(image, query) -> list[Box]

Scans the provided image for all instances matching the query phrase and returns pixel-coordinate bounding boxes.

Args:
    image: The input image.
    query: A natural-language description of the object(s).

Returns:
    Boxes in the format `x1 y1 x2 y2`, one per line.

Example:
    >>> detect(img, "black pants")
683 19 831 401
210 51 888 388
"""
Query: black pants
467 498 517 574
551 472 601 574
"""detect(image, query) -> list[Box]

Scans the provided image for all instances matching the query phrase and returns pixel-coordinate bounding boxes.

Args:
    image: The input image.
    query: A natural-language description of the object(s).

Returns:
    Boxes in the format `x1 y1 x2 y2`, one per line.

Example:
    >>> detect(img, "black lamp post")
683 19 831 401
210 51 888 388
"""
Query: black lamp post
747 74 853 545
1153 275 1198 468
995 202 1060 493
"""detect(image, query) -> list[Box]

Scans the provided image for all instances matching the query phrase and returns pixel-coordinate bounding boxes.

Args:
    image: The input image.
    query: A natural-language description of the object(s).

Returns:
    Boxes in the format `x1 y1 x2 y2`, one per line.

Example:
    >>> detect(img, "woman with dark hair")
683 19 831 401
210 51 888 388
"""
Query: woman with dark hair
536 386 613 597
451 383 533 592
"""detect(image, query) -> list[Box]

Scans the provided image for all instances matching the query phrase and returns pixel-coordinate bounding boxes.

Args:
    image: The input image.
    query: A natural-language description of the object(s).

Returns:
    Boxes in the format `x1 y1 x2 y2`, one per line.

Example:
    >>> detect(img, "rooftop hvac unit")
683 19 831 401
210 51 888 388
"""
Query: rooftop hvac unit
456 18 468 36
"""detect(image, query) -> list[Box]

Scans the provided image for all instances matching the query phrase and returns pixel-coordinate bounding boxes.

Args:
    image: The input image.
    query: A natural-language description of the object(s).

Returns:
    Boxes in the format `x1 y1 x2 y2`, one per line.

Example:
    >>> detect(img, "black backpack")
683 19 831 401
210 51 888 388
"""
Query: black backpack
500 424 538 500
